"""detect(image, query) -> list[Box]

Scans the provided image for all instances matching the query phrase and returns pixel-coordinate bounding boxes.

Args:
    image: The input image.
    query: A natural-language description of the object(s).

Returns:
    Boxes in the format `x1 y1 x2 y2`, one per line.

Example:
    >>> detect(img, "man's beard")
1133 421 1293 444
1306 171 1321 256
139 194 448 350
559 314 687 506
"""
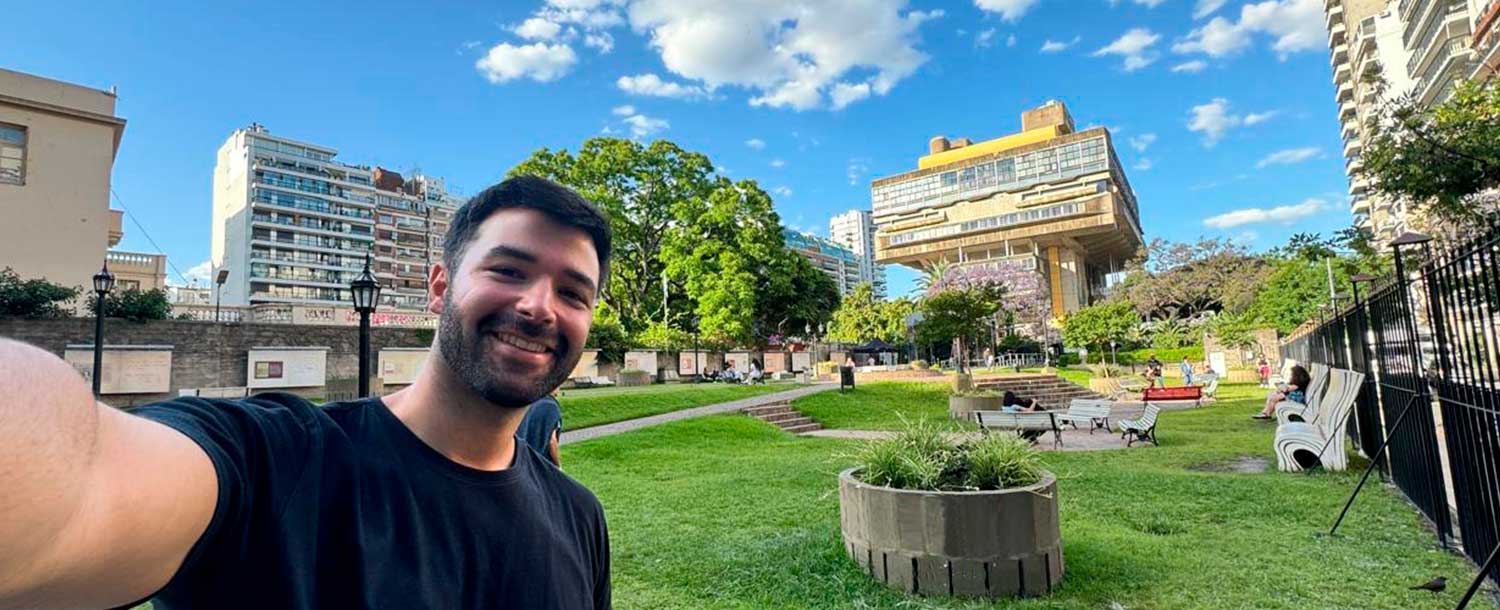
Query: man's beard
437 294 578 408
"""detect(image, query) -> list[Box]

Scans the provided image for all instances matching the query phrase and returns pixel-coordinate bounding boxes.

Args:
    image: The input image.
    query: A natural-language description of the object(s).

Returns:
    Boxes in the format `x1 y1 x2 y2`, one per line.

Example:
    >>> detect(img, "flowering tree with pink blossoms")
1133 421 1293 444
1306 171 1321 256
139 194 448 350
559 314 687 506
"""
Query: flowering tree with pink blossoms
917 261 1049 374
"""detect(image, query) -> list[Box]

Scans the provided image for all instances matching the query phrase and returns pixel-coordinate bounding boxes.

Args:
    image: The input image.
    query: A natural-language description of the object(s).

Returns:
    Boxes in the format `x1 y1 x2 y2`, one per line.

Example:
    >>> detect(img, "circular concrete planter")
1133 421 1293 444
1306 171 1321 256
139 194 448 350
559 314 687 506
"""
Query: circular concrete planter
838 468 1063 599
948 395 1002 420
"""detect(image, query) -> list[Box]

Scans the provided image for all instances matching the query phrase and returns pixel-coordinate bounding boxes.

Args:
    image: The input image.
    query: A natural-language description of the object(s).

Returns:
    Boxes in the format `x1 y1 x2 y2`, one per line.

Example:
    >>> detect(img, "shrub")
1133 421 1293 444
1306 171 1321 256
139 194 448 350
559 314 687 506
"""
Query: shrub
851 418 1043 491
817 361 840 375
635 322 693 351
0 267 79 318
909 359 928 370
87 288 172 322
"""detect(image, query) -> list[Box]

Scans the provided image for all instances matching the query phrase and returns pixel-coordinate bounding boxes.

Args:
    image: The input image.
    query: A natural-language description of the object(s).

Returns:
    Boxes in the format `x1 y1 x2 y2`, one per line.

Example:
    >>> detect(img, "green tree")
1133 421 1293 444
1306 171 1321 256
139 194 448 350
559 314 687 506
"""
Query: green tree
661 179 785 346
1362 79 1500 227
916 288 1004 372
510 138 718 334
633 321 693 350
754 250 838 343
0 268 78 318
584 300 631 365
88 288 172 322
1244 257 1344 334
1114 237 1268 320
1060 301 1138 364
827 283 884 343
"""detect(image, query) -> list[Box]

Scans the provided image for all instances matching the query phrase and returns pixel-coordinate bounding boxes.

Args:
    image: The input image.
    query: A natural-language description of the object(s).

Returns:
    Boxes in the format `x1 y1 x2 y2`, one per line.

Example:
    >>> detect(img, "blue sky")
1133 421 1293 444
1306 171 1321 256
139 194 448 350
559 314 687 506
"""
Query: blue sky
5 0 1349 297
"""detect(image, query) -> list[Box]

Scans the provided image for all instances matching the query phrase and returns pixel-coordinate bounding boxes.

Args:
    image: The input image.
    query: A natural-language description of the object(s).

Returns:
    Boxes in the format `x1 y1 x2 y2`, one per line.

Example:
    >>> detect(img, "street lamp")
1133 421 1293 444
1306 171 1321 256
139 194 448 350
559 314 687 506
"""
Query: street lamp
691 315 701 381
349 253 381 397
91 262 115 397
214 267 229 323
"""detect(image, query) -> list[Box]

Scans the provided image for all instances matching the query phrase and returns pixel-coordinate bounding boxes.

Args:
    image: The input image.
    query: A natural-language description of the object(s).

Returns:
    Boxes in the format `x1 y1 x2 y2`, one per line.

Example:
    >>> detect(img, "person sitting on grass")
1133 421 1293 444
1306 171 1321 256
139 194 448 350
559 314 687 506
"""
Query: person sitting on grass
745 360 763 385
1254 364 1311 420
722 361 741 383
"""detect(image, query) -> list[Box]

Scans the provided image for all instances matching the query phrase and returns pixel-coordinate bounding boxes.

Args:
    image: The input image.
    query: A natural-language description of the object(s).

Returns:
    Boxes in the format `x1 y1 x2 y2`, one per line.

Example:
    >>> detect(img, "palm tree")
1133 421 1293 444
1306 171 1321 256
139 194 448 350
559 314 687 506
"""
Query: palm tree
916 259 953 295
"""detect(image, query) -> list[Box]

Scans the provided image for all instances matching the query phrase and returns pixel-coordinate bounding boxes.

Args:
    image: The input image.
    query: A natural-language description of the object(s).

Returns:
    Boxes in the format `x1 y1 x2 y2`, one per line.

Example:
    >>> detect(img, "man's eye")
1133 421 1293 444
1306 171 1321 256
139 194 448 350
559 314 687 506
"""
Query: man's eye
491 267 523 279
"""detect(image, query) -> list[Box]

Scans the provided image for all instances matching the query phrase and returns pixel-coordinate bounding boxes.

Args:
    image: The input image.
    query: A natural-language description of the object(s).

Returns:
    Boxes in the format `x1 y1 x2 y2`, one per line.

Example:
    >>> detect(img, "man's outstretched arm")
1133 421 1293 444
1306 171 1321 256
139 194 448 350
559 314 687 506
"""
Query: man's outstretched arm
0 338 218 609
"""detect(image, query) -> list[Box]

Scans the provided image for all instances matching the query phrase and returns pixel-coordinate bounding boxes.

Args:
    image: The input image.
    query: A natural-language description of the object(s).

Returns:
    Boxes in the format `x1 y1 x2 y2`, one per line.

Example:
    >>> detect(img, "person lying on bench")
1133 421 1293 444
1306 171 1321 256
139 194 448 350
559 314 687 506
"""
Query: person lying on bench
1253 364 1309 420
1001 391 1042 413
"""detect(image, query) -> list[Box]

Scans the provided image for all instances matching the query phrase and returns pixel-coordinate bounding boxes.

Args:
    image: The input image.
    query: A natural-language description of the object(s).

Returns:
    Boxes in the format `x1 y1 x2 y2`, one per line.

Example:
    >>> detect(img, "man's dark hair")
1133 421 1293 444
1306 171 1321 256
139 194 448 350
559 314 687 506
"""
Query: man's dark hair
443 175 612 293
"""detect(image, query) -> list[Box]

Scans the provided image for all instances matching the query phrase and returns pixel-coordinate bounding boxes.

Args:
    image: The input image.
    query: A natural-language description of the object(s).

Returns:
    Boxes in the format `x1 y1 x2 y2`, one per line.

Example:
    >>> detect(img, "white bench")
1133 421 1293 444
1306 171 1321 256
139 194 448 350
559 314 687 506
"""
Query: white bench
973 410 1063 449
1118 404 1161 447
1274 362 1329 425
1275 368 1364 472
1056 399 1112 434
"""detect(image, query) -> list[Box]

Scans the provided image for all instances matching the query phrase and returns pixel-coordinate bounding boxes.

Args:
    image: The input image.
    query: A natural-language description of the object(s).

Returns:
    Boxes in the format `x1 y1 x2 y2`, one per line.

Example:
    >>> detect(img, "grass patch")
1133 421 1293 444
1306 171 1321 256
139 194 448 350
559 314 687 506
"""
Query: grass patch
565 383 1489 609
792 381 973 431
562 382 804 430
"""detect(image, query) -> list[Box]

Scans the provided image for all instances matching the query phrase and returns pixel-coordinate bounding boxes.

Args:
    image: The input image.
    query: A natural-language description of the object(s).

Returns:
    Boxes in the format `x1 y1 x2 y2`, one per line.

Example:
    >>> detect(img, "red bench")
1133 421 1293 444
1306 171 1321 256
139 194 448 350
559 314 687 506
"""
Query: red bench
1142 386 1203 407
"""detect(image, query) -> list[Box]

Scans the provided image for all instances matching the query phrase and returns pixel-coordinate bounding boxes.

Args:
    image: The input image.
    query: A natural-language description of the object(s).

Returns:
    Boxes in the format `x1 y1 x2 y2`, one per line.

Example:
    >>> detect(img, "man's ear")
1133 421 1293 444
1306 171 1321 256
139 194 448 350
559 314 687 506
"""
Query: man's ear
428 261 449 314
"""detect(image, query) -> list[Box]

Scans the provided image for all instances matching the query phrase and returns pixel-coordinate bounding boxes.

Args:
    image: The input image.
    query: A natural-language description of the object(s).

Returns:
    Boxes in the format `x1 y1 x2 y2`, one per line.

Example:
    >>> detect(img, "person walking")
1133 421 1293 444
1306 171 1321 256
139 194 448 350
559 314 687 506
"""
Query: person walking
1180 357 1195 386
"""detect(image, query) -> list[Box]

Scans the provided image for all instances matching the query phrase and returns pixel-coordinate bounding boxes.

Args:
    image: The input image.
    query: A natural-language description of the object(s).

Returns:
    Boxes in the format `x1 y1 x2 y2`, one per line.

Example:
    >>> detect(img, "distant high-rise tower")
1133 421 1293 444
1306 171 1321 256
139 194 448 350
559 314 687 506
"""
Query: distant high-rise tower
829 209 887 299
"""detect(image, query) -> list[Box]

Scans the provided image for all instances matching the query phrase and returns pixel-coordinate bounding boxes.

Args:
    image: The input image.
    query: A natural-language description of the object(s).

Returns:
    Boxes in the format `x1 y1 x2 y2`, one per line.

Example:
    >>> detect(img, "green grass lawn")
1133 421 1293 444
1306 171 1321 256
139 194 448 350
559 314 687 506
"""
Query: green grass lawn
566 383 1491 609
793 381 975 431
561 381 805 430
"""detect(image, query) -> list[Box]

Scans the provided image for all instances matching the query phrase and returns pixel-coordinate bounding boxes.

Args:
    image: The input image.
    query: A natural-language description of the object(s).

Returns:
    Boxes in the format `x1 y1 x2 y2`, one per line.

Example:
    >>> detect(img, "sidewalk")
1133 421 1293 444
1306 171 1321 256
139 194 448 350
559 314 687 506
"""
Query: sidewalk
560 382 838 445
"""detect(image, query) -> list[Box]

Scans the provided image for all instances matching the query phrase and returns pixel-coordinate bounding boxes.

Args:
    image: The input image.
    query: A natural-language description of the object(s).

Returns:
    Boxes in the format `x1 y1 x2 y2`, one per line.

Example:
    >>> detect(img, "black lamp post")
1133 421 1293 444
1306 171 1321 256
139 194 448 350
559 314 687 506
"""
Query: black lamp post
91 262 115 397
349 253 381 397
691 315 701 381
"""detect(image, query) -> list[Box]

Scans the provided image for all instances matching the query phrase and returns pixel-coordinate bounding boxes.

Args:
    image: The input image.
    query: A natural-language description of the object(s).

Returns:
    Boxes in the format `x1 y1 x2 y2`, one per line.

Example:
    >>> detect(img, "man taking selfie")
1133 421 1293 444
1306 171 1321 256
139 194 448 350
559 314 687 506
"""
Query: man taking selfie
0 175 612 610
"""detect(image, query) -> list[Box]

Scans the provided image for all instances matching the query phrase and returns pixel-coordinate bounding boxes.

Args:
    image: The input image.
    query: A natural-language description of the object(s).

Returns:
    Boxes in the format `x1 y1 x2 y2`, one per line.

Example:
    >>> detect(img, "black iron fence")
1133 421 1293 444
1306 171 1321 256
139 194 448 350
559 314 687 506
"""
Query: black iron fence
1282 223 1500 592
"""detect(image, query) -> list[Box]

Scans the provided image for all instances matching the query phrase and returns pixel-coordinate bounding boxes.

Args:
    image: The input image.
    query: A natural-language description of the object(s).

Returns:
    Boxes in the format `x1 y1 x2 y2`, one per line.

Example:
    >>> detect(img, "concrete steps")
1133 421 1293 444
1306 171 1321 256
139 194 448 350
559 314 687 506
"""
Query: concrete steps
743 401 823 434
973 374 1106 410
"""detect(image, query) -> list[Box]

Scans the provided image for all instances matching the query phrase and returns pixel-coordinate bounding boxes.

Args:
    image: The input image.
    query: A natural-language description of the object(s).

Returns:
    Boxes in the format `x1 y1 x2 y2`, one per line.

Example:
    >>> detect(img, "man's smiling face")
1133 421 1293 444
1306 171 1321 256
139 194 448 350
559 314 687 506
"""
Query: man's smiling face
433 207 600 408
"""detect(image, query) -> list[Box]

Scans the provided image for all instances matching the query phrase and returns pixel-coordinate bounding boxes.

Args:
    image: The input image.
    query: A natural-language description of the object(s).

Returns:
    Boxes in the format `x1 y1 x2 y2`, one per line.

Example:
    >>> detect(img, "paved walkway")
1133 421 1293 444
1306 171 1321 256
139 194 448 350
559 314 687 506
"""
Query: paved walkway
560 383 838 445
801 398 1211 453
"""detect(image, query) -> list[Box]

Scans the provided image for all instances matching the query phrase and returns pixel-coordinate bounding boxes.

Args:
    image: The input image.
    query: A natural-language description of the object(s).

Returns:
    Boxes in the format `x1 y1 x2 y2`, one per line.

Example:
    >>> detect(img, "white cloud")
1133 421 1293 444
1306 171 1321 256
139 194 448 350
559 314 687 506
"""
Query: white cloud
475 42 578 83
1243 110 1278 125
1203 198 1328 228
1193 0 1228 19
627 0 942 111
974 0 1039 22
975 28 997 48
1093 28 1160 71
1128 133 1157 152
1040 36 1081 53
514 17 564 40
616 73 711 99
1255 146 1323 168
174 259 214 287
621 113 669 138
611 104 636 116
1173 0 1323 60
771 186 794 197
1133 0 1167 7
830 81 872 109
847 158 871 185
770 158 787 168
745 138 766 150
584 31 615 53
1171 59 1208 73
1187 98 1240 146
1133 158 1154 171
1007 34 1018 47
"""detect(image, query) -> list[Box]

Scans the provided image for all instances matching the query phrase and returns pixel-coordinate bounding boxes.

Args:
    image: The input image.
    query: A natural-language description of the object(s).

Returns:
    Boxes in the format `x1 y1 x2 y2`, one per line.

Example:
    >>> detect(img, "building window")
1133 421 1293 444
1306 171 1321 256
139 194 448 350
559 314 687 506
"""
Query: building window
0 123 26 185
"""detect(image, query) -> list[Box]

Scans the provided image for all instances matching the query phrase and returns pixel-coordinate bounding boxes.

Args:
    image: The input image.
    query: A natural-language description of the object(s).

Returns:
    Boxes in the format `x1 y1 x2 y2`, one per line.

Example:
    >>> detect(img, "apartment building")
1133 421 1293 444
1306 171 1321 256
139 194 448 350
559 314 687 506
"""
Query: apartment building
828 209 888 299
211 125 461 311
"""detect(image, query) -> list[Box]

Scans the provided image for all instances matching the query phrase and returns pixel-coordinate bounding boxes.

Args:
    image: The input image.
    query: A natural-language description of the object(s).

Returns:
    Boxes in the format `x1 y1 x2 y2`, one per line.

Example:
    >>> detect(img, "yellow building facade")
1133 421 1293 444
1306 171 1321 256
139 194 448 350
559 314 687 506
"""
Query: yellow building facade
871 101 1144 318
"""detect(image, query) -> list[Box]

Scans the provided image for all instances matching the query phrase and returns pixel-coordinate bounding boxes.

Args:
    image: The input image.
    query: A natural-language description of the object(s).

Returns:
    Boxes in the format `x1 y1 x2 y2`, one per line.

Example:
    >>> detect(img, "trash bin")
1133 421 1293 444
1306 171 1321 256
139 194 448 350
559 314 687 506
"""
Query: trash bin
840 365 855 392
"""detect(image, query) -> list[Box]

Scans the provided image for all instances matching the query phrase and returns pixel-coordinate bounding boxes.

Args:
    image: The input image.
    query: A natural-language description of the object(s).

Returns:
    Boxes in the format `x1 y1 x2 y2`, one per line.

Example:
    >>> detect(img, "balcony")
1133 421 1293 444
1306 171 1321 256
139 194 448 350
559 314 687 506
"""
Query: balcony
1337 78 1354 102
1346 155 1364 175
1343 136 1362 158
1331 41 1349 67
1329 20 1347 47
1341 120 1359 141
1339 99 1357 120
106 250 168 291
1334 61 1352 85
1327 3 1344 29
1349 177 1369 196
1351 197 1371 215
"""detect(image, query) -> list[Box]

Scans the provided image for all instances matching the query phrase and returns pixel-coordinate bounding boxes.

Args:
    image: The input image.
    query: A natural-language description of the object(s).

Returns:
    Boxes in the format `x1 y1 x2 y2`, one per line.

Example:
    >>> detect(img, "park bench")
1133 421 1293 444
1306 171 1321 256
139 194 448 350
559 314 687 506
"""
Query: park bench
1274 362 1330 425
1275 368 1364 472
1118 404 1162 447
1055 399 1112 434
973 410 1063 449
1142 385 1202 407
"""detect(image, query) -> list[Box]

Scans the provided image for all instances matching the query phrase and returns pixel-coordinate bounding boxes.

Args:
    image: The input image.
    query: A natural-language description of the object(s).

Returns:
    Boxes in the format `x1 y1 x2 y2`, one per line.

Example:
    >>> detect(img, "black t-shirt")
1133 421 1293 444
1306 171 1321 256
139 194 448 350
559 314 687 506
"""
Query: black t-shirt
127 393 610 610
